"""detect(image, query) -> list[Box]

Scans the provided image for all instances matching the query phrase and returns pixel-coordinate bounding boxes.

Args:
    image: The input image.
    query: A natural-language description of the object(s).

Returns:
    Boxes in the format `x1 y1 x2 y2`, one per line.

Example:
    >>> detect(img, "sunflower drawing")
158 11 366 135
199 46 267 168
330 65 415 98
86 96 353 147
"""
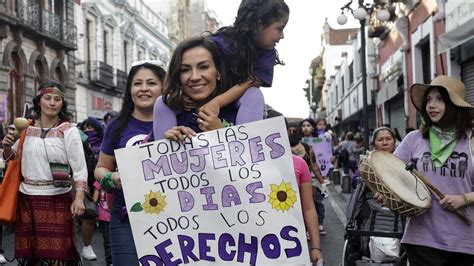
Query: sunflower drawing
130 190 167 215
268 181 297 211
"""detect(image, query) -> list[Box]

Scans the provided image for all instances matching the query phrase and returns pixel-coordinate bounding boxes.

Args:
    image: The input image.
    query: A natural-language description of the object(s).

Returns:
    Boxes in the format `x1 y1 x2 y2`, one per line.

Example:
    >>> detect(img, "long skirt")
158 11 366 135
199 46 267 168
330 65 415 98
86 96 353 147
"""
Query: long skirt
15 192 80 264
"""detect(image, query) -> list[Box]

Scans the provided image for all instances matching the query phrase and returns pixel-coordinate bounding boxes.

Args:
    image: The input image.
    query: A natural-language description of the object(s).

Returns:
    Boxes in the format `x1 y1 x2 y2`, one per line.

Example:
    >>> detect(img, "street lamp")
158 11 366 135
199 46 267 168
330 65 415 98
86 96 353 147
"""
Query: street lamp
336 0 390 151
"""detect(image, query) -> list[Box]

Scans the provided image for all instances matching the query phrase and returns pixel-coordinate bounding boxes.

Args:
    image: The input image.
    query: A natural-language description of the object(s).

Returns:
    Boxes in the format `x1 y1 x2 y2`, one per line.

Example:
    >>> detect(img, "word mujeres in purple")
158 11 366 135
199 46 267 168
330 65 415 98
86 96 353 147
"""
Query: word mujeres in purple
139 126 286 181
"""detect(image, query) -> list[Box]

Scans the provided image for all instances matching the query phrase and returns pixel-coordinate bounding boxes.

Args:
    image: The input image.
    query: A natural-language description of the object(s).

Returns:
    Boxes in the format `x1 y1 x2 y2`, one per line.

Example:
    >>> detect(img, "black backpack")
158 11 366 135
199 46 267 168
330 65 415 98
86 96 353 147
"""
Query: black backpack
339 148 349 163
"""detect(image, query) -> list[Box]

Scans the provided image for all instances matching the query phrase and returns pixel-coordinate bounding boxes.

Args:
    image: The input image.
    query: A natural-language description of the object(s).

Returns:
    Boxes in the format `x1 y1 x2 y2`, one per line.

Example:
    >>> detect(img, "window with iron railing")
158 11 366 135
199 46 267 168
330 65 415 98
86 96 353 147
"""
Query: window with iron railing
16 0 76 48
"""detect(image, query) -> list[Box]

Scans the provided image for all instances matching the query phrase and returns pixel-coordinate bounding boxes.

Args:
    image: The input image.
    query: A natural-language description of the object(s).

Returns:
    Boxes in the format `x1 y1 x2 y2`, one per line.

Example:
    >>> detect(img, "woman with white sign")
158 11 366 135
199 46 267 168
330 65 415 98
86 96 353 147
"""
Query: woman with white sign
94 61 166 265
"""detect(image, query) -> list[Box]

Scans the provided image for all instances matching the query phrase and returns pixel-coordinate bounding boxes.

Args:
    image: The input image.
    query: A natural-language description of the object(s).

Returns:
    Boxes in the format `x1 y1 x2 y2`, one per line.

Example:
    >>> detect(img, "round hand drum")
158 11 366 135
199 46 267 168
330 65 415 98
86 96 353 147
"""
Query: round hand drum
359 151 432 217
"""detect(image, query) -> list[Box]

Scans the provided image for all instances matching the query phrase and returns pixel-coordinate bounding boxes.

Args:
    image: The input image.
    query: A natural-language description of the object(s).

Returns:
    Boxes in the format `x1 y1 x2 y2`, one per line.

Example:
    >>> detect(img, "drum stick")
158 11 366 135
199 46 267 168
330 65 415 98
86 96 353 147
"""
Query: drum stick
406 164 472 225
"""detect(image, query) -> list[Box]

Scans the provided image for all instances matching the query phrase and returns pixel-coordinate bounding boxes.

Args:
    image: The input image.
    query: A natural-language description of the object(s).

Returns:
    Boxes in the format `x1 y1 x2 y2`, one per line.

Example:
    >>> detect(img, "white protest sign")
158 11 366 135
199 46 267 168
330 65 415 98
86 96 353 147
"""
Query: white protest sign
115 117 310 265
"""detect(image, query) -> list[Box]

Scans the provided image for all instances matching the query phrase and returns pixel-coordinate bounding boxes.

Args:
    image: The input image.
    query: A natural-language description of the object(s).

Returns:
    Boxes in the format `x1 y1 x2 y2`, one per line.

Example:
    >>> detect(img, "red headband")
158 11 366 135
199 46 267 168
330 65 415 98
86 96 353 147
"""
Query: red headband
37 87 64 97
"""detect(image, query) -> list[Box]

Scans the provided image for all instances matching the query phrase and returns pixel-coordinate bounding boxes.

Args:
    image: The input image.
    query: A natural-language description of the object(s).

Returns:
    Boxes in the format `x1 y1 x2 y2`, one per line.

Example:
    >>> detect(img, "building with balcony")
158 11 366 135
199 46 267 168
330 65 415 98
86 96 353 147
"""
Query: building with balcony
376 0 446 136
309 0 451 139
439 0 474 104
316 20 381 135
0 0 77 125
74 0 173 121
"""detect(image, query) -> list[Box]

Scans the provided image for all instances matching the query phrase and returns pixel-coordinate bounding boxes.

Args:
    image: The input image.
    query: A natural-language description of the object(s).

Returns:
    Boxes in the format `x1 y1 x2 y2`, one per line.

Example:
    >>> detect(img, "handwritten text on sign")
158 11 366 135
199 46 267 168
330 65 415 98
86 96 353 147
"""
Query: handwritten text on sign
115 117 309 265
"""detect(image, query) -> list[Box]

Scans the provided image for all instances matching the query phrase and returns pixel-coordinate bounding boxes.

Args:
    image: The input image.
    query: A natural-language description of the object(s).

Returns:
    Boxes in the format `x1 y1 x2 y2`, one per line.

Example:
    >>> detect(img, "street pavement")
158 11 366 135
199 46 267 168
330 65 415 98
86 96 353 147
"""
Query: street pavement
318 181 351 266
1 183 352 266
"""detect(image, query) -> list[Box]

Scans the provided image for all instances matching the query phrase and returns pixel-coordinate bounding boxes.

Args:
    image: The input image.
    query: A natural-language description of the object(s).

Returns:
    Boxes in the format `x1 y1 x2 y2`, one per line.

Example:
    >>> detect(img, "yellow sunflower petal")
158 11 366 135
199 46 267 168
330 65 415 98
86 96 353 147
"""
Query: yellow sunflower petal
270 191 277 199
287 189 296 197
271 184 279 191
278 182 286 191
272 200 281 208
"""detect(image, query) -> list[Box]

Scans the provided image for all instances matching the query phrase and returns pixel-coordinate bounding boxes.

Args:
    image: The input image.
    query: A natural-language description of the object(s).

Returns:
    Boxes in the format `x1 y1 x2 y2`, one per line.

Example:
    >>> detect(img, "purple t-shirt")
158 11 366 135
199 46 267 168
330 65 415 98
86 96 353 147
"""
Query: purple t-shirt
101 116 153 156
101 116 153 208
394 130 474 255
177 104 238 133
211 33 276 87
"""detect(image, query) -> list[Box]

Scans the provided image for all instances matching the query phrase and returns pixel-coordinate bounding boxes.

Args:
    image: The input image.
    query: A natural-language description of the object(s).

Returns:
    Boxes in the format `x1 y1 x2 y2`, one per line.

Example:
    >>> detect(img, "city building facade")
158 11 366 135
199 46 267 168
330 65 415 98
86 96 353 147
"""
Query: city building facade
440 0 474 104
0 0 77 126
74 0 173 122
310 0 469 139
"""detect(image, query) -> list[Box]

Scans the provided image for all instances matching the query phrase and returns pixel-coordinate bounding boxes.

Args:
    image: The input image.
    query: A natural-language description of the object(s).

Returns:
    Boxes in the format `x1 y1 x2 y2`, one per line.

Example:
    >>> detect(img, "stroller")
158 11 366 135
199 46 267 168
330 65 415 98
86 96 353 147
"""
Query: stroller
342 177 408 266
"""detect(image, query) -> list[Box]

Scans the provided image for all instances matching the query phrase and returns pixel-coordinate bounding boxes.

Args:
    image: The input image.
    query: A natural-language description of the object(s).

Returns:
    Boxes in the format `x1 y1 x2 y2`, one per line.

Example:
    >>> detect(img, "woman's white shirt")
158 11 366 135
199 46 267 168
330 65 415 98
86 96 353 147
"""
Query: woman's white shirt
12 123 88 195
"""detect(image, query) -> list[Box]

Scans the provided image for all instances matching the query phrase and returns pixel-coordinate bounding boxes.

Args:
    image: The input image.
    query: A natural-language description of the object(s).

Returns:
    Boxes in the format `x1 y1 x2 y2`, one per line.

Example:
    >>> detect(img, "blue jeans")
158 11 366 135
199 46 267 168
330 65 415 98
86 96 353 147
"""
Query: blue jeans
315 188 325 225
110 201 138 266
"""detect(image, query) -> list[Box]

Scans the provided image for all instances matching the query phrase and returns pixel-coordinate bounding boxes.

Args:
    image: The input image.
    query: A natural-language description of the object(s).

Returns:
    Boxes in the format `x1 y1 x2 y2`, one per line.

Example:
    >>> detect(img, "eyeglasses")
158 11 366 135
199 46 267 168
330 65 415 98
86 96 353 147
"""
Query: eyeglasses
131 60 166 68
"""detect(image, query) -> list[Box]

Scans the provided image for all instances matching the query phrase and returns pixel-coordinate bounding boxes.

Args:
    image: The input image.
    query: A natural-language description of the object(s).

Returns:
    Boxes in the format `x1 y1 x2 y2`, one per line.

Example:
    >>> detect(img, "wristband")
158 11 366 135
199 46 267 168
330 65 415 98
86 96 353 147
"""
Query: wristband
461 194 470 207
100 172 116 191
311 247 321 251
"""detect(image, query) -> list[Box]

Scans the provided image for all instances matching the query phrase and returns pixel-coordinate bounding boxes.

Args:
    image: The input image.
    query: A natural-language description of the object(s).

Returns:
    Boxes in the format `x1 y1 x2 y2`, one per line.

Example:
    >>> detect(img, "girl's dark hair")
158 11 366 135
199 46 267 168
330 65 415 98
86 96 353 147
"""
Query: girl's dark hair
163 36 230 110
420 86 472 139
346 131 354 141
103 111 119 123
289 132 302 147
213 0 289 84
32 80 72 122
109 63 166 143
315 118 328 129
393 128 402 141
299 118 316 130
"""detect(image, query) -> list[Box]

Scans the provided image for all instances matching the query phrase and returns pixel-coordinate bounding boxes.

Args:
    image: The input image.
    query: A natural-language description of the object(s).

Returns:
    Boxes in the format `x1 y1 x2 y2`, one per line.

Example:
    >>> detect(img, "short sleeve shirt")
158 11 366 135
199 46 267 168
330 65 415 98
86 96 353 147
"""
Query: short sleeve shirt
292 154 312 187
177 104 238 133
393 130 474 255
211 33 276 87
101 116 153 155
101 116 153 208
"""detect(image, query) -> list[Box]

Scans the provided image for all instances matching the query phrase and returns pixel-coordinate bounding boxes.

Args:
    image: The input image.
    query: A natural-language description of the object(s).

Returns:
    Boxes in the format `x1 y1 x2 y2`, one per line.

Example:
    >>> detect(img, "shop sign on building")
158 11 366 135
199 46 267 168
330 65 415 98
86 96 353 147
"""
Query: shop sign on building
87 90 113 118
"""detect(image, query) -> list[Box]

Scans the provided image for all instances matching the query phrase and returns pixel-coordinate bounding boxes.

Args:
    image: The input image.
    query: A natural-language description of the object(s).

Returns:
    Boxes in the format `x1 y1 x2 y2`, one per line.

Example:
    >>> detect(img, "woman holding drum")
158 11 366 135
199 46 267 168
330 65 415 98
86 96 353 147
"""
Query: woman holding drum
375 76 474 265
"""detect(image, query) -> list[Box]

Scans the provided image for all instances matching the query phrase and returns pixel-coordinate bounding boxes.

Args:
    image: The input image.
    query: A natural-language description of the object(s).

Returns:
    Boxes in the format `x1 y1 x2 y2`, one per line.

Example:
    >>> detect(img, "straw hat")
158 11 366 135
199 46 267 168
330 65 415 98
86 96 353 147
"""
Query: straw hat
410 75 474 117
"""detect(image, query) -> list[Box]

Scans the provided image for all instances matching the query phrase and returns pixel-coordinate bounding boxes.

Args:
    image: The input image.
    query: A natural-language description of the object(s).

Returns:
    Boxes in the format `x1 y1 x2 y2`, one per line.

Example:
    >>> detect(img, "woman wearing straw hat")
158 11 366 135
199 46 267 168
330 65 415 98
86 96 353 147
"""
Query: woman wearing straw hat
376 76 474 265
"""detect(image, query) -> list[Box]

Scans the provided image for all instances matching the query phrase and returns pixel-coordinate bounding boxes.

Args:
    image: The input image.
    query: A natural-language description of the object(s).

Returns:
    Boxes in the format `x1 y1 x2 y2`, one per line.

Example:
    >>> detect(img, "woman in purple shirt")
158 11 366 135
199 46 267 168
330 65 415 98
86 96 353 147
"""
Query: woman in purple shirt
377 76 474 265
94 62 166 266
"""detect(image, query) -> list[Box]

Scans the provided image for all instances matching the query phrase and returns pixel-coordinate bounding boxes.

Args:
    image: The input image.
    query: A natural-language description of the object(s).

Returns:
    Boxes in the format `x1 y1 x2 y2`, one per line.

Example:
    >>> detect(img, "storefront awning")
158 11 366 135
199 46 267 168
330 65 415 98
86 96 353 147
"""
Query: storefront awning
438 17 474 54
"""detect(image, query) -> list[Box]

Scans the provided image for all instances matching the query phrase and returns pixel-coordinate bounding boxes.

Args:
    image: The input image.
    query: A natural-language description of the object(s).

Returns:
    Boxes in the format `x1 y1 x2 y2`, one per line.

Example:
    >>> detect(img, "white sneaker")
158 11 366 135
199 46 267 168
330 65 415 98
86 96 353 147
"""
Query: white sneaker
81 245 97 261
0 253 6 264
319 225 327 235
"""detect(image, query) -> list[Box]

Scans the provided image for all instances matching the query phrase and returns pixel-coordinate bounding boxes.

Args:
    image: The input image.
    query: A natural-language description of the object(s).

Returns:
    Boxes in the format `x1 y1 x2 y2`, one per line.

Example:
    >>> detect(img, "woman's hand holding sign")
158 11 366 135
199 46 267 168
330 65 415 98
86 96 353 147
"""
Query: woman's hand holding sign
164 126 196 143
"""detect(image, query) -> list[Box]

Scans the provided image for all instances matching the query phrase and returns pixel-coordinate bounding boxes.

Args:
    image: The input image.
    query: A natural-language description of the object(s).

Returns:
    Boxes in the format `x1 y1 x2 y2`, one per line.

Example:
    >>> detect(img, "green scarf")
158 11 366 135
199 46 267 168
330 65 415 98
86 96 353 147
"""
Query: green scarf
429 126 458 167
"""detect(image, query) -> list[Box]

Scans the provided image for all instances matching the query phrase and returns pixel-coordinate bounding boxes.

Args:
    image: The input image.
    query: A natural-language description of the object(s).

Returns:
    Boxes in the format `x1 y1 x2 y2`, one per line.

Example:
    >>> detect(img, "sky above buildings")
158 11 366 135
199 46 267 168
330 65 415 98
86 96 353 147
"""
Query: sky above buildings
207 0 359 118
